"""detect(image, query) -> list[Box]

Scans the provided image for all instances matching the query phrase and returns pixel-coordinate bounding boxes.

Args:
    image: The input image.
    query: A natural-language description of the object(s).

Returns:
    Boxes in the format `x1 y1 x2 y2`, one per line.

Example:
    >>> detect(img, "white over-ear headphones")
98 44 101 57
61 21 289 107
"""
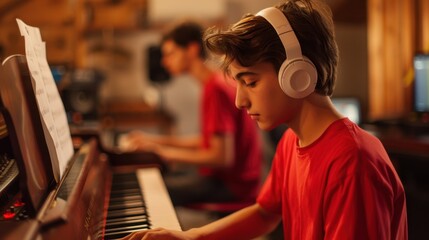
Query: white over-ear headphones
256 7 317 98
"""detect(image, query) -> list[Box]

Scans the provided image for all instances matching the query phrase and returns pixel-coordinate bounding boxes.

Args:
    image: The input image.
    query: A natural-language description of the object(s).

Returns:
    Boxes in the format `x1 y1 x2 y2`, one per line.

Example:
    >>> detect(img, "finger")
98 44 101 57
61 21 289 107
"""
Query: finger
122 228 165 240
121 230 147 240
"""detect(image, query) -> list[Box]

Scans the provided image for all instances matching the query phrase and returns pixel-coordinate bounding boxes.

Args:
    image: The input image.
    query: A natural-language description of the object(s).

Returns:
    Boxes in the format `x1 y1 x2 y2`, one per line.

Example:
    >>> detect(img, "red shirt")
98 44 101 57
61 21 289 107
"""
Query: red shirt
258 118 407 239
200 73 262 201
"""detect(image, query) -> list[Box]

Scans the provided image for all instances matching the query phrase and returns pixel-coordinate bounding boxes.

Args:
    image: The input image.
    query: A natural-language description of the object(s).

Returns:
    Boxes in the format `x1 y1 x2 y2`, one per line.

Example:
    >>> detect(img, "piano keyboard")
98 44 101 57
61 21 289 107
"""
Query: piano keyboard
104 168 181 239
0 157 19 193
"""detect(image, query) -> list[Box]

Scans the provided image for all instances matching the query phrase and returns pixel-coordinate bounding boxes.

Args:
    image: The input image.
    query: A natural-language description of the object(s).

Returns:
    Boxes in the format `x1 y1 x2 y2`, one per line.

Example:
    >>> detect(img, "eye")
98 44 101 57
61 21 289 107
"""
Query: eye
245 81 257 87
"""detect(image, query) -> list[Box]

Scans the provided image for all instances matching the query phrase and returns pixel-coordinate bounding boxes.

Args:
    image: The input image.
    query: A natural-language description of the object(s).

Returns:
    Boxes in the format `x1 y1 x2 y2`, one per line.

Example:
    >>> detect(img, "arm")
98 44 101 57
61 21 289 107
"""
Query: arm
157 133 234 168
120 130 202 149
188 203 281 240
121 203 282 240
120 131 234 168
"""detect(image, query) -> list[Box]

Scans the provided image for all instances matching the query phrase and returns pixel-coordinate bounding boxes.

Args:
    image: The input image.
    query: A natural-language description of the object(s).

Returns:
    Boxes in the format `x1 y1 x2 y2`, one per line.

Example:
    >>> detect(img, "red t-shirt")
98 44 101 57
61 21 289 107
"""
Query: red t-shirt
258 118 407 239
200 73 262 201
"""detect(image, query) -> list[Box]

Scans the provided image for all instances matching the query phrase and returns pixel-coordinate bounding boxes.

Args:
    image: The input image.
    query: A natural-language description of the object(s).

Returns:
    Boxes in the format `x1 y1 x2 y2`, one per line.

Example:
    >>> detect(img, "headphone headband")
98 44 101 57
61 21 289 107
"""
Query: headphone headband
255 7 317 99
256 7 302 60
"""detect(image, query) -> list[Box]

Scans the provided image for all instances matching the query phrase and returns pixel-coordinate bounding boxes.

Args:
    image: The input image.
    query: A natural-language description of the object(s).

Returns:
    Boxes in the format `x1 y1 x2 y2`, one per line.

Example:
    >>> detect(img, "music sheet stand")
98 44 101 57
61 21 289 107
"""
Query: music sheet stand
0 55 55 215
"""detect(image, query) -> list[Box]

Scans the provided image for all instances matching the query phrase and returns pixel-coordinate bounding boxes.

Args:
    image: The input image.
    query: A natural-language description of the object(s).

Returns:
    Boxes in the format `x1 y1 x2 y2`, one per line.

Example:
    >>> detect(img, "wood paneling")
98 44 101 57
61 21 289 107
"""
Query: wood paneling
367 0 419 119
0 0 147 67
418 0 429 51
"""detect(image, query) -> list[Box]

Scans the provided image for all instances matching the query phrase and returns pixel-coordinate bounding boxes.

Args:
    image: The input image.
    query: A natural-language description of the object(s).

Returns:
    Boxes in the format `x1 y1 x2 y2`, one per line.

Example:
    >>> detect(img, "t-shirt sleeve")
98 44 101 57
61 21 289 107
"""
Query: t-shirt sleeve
257 170 281 214
323 154 400 239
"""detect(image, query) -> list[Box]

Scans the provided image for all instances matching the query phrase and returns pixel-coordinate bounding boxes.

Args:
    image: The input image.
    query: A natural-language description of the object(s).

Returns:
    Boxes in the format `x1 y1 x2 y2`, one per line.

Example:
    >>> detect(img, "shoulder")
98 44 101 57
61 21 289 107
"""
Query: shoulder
320 120 395 184
321 119 385 156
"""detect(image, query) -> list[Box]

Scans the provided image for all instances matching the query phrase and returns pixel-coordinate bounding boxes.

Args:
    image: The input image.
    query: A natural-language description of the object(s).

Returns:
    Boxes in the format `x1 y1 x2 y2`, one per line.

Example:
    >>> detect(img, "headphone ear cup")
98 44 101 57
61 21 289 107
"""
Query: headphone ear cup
278 58 317 98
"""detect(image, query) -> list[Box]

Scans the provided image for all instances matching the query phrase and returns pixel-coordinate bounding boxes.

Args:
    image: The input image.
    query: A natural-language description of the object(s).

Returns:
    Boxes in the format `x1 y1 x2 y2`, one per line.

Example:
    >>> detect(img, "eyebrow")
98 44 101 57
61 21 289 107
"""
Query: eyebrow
234 71 258 80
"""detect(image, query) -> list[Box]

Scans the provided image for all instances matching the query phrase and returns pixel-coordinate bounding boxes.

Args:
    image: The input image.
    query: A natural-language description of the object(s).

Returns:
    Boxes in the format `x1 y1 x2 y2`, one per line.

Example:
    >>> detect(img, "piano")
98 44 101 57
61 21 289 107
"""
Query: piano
0 55 181 240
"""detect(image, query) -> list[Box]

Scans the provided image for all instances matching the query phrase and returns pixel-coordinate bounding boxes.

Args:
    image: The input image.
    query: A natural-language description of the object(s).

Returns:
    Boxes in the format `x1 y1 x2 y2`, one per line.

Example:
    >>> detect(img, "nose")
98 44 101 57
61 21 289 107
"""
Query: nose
235 84 249 109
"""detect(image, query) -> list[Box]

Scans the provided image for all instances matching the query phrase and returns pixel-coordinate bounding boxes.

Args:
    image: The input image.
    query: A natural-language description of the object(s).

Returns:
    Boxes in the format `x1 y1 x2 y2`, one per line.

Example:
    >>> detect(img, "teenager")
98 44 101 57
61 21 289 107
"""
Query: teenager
121 21 263 206
122 0 408 239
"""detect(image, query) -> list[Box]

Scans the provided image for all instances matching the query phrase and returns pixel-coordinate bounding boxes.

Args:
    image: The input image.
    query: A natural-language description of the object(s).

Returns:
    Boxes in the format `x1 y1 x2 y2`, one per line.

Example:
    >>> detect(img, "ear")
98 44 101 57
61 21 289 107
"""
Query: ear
187 42 201 58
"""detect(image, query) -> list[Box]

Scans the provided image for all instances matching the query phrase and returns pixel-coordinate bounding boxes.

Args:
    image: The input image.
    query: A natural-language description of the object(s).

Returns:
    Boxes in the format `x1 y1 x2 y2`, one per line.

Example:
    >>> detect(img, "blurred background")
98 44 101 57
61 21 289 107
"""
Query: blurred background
0 0 428 239
0 0 371 136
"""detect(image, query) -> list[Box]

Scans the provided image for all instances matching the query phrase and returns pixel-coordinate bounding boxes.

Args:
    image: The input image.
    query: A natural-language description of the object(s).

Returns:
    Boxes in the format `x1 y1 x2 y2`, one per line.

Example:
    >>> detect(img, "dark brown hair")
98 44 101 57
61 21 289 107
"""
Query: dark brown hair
162 20 207 59
204 0 339 96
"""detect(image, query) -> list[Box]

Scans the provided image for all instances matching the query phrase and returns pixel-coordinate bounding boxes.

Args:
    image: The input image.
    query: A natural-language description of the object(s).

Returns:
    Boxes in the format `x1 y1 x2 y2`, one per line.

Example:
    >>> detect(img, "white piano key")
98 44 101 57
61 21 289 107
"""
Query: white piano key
136 167 181 231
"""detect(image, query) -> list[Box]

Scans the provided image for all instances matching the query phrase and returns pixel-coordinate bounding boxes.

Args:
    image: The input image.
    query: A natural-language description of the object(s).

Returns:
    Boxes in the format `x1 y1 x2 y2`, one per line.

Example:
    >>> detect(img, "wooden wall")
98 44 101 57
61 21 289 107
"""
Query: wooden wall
367 0 429 120
0 0 147 67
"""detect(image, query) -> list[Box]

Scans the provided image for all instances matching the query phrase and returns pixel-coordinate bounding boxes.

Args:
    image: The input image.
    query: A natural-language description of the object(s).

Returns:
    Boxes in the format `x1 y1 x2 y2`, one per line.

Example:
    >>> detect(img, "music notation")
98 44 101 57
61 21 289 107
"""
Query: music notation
16 19 74 181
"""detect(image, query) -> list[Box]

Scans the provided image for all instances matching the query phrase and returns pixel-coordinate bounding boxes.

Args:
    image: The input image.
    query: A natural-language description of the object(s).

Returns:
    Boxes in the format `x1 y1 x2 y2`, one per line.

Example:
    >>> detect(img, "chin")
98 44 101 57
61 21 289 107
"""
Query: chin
257 122 277 131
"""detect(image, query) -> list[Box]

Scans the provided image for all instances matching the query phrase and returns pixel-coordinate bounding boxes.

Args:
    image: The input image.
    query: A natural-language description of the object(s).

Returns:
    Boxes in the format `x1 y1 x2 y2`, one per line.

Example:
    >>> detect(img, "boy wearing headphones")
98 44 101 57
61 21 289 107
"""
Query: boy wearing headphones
123 0 408 239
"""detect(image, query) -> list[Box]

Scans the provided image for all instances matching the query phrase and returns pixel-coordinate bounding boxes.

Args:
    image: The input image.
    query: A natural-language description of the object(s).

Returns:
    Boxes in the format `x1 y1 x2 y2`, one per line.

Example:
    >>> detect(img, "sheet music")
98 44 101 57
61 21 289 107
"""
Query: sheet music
16 19 74 180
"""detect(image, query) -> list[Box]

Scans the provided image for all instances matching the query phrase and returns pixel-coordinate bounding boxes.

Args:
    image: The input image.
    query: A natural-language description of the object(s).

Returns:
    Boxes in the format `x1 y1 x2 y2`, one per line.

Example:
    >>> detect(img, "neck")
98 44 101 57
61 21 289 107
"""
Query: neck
288 94 343 147
188 59 214 83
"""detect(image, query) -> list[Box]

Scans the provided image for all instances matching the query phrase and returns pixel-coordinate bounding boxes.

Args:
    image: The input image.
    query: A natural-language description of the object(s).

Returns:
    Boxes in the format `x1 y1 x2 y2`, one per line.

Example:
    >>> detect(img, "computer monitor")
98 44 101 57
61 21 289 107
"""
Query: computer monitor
332 97 361 125
413 54 429 113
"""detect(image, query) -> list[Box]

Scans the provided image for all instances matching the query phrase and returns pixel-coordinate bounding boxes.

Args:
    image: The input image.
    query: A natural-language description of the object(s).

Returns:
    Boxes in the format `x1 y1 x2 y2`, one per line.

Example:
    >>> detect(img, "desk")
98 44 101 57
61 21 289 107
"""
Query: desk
361 123 429 159
361 122 429 188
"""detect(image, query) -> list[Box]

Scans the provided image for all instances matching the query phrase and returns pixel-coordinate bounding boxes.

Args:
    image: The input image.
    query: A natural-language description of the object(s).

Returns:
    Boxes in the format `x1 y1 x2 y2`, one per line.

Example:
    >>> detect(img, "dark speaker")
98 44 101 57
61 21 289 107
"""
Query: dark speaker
61 69 103 122
147 45 170 83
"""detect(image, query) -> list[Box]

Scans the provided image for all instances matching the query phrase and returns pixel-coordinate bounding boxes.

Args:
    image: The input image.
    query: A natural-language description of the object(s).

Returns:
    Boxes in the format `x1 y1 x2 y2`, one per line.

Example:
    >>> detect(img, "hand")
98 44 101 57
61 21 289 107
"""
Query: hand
117 133 137 151
118 131 160 152
120 228 196 240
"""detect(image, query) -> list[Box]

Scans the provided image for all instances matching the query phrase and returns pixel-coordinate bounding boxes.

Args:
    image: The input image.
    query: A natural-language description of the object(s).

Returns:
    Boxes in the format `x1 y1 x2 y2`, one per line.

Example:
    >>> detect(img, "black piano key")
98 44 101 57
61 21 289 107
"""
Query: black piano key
104 228 149 240
109 188 141 196
108 194 142 203
111 181 139 188
108 200 145 211
106 215 148 225
105 218 150 231
104 172 152 240
107 206 147 219
105 222 150 233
